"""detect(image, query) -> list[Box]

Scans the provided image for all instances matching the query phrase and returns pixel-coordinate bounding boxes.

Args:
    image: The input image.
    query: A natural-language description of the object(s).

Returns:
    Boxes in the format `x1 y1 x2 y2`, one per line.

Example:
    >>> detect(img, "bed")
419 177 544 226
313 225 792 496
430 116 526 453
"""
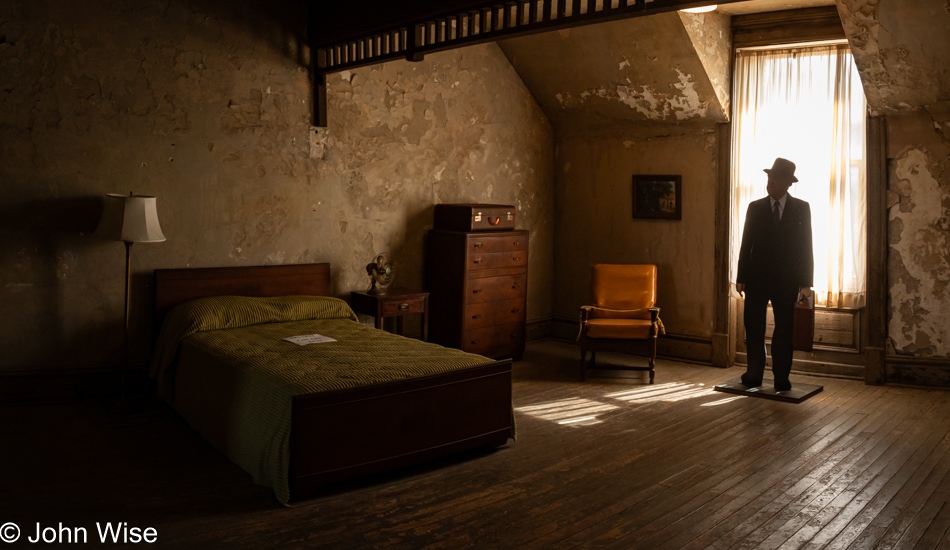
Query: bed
151 263 514 505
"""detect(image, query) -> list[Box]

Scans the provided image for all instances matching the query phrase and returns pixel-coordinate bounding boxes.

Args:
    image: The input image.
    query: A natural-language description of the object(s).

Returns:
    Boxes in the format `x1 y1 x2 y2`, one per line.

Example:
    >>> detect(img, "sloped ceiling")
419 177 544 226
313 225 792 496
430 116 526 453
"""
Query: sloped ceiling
497 12 732 127
836 0 950 115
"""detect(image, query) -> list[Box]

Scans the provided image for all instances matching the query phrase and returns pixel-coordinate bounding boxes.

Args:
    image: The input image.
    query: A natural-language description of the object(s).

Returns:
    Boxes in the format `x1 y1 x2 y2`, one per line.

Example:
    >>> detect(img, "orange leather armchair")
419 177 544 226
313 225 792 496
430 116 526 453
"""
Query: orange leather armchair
578 264 663 383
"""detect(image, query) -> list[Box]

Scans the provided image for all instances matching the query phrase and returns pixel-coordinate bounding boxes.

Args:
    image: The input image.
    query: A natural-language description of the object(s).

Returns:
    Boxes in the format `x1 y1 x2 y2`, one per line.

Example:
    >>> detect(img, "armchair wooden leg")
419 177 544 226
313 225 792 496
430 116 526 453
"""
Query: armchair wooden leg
649 356 655 384
580 347 587 381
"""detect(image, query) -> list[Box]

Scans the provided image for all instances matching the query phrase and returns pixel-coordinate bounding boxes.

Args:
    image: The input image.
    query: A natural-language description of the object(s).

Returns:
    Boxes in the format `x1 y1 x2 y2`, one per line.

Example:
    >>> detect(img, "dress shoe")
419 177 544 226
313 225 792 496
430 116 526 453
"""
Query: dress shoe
774 380 792 391
740 375 762 387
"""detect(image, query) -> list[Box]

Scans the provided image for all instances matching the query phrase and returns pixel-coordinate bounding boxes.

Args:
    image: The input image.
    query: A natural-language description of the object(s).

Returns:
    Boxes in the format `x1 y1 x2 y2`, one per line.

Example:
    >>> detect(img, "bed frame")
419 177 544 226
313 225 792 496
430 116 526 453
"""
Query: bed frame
153 263 514 501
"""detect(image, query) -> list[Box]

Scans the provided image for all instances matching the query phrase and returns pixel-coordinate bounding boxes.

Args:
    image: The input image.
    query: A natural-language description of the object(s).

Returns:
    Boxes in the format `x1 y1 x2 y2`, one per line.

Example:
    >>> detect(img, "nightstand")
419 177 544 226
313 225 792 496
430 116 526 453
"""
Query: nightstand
350 288 429 341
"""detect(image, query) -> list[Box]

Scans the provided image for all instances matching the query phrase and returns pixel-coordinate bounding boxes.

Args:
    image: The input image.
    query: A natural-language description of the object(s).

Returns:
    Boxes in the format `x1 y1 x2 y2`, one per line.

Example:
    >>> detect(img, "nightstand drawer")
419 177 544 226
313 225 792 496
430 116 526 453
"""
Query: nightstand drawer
381 296 426 316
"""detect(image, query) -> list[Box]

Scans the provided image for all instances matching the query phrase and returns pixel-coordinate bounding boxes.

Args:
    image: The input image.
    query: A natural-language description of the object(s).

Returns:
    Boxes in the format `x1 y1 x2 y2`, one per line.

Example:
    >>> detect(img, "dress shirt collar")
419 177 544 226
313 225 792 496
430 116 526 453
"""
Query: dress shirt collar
771 193 788 213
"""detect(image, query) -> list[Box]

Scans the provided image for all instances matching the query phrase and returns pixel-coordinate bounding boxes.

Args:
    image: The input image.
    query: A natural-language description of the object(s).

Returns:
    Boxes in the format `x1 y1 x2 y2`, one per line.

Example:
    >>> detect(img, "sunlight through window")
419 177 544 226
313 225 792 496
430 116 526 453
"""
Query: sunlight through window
730 42 867 309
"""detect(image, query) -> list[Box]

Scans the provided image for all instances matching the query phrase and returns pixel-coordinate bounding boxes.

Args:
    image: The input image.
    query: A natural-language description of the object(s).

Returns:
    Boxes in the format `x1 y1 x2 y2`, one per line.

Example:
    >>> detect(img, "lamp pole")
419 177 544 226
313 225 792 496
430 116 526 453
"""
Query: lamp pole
95 192 166 408
122 240 133 402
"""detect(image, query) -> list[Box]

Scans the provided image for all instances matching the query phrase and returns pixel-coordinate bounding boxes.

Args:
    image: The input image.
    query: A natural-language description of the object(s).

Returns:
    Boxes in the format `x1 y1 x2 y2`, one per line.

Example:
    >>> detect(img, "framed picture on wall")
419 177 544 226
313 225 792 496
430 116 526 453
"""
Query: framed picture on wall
632 175 682 220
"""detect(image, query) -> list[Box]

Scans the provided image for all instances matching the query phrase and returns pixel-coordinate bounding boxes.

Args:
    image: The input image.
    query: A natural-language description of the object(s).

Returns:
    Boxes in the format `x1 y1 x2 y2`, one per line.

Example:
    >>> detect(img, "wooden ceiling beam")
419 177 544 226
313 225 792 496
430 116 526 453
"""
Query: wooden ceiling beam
308 0 744 126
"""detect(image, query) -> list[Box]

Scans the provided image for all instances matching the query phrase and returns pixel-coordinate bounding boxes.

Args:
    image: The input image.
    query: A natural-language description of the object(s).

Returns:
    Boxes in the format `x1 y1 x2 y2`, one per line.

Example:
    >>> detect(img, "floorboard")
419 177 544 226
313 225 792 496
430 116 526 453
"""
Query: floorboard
3 340 950 549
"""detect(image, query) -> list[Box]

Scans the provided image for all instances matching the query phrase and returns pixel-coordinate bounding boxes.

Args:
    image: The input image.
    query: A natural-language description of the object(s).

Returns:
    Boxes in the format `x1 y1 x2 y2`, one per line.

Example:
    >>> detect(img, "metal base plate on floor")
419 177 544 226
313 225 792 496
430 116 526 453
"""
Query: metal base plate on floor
713 378 823 403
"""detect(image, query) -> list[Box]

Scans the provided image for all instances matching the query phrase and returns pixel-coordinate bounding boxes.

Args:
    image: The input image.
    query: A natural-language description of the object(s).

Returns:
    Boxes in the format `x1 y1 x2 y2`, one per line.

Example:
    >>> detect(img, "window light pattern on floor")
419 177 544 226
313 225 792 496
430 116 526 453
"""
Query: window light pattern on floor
514 398 619 426
604 382 717 404
517 383 748 427
702 395 747 406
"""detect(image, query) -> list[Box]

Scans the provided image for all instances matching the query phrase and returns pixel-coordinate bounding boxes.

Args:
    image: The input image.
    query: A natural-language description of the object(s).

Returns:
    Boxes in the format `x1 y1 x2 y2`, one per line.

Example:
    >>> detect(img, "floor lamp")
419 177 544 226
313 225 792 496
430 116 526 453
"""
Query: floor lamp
95 193 166 403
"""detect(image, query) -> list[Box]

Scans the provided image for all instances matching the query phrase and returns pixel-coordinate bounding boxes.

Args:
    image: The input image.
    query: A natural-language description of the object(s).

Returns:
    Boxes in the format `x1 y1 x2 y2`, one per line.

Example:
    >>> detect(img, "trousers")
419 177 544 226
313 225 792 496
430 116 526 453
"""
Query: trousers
742 284 799 386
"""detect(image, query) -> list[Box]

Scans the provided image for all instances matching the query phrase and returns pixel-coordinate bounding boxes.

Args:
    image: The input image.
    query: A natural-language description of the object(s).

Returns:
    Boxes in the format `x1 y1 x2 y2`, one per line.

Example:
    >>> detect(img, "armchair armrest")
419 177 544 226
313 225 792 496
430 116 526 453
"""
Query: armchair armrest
578 305 664 340
583 305 658 317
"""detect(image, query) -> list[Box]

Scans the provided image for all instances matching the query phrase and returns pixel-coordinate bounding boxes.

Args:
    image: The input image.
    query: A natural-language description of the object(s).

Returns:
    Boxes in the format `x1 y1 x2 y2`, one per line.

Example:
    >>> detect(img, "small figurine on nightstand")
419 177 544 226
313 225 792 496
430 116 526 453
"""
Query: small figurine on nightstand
366 252 394 295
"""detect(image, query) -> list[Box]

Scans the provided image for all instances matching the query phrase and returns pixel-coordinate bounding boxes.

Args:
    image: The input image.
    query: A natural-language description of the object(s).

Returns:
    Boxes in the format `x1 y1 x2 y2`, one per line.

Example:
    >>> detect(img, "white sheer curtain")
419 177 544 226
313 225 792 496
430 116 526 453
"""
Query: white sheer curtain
730 43 867 309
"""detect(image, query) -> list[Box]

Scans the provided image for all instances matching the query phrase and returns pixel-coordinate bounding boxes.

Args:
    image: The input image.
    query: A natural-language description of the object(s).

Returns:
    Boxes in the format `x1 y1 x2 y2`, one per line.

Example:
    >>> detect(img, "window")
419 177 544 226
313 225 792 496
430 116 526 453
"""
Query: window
729 42 867 308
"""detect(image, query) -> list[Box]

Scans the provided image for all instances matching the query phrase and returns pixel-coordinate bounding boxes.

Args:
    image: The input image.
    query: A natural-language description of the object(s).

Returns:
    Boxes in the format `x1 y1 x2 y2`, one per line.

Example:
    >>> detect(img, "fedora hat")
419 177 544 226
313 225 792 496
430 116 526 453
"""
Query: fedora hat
764 157 798 182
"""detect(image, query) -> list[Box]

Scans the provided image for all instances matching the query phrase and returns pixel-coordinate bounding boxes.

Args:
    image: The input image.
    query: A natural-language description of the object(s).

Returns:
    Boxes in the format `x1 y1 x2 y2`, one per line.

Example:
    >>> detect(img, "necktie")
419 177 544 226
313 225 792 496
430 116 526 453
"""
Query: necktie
772 201 781 225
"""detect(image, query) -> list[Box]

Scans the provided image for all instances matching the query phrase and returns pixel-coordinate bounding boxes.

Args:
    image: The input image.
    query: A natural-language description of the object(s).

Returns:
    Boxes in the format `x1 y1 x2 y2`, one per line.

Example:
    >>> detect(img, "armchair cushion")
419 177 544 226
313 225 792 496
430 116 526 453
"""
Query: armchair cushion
590 264 657 320
584 318 654 340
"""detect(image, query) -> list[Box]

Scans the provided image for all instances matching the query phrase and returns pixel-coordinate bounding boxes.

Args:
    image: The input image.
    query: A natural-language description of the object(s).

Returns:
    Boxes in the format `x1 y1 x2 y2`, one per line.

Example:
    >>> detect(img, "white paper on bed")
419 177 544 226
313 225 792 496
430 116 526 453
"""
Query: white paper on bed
283 333 337 346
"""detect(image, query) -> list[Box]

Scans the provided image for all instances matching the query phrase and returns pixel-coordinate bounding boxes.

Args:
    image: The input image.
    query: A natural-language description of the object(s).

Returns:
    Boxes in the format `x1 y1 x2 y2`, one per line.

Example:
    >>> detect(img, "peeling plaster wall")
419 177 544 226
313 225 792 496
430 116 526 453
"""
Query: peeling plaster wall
677 10 733 118
837 0 950 115
885 112 950 358
498 13 729 127
0 0 554 373
553 123 719 340
836 0 950 360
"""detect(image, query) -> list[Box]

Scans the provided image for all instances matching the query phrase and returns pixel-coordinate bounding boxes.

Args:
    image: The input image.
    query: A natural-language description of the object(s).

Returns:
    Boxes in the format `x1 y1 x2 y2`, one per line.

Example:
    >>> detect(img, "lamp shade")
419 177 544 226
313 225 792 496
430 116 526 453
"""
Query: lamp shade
95 193 166 243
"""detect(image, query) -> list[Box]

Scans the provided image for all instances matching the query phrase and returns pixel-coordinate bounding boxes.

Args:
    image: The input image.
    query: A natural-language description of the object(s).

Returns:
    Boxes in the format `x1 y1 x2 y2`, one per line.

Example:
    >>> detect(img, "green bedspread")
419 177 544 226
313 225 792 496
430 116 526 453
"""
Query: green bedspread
150 295 497 505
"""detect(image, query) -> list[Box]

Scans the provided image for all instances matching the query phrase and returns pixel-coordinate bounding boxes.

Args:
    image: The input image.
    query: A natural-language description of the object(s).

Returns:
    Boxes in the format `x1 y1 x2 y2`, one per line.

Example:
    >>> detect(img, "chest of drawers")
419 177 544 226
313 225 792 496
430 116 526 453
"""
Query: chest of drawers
426 229 528 360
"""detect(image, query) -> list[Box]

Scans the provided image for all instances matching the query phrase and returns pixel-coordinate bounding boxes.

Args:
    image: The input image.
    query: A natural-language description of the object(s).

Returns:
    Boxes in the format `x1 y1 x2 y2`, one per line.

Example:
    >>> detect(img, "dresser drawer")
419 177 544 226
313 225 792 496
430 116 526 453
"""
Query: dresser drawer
463 298 526 330
466 234 527 254
380 296 426 316
464 274 527 304
466 250 528 271
462 323 525 356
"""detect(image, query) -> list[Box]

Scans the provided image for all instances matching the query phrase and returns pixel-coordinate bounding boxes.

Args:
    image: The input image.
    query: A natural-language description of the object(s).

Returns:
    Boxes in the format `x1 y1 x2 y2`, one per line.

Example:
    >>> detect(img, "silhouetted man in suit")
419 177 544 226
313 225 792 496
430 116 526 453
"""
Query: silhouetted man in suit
735 158 814 391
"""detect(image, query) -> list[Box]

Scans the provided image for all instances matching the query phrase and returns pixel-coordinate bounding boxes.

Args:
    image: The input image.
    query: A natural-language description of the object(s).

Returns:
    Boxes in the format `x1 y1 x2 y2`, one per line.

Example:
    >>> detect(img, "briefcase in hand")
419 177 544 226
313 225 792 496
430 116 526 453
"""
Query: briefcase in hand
793 292 815 352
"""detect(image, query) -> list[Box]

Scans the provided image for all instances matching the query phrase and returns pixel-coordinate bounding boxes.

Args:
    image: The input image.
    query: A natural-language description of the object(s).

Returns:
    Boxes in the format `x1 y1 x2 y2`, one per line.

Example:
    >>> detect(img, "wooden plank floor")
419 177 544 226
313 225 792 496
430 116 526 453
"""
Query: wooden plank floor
3 340 950 549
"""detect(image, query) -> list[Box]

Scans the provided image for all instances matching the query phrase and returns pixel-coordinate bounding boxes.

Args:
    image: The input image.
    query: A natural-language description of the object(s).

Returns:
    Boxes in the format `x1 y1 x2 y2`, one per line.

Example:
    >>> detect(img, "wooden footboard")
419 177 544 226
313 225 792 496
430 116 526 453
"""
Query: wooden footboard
289 358 513 499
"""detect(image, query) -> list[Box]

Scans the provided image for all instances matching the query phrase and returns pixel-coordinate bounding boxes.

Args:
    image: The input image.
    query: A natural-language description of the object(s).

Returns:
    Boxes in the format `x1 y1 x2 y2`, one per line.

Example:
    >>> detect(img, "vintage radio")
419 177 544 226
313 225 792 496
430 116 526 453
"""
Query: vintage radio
433 204 516 232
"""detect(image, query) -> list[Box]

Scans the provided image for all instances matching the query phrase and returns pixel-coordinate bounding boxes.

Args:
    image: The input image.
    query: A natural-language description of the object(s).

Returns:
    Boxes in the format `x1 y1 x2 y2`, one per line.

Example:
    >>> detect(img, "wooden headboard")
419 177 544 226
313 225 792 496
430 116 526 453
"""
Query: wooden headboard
153 263 332 322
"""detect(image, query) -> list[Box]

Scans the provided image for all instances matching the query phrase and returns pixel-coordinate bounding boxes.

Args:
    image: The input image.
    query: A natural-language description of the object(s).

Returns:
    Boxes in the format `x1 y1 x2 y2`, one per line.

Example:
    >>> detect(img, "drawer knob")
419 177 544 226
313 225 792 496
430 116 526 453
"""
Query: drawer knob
473 259 481 264
512 257 520 261
472 289 482 294
514 241 520 245
473 243 482 248
511 308 520 313
510 332 517 338
398 303 410 311
511 285 519 289
472 314 481 319
471 339 480 345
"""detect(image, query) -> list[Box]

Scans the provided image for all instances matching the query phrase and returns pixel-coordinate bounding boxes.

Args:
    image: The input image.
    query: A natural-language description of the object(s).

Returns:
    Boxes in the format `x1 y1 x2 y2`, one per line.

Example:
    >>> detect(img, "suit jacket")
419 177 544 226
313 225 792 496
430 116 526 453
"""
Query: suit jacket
736 194 814 292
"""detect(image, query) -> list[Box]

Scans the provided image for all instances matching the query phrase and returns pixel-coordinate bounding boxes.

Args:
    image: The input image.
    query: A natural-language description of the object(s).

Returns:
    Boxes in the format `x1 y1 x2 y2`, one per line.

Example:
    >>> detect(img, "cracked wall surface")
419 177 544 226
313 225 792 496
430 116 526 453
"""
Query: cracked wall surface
0 0 554 373
885 112 950 357
837 0 950 359
498 13 730 127
678 10 733 118
837 0 950 115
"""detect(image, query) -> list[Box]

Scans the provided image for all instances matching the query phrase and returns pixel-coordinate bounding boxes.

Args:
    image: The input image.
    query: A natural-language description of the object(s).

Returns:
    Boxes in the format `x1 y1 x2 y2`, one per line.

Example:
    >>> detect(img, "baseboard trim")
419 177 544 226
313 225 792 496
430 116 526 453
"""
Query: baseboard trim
885 355 950 388
551 316 712 364
526 317 553 342
735 352 864 380
726 352 950 388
